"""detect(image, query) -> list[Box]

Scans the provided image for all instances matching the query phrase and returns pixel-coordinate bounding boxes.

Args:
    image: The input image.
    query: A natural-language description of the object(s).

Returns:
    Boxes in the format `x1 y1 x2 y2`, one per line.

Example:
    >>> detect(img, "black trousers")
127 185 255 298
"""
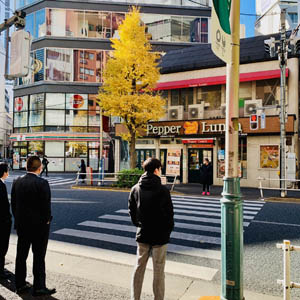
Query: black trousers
40 165 48 176
0 221 11 272
202 183 210 192
15 224 49 290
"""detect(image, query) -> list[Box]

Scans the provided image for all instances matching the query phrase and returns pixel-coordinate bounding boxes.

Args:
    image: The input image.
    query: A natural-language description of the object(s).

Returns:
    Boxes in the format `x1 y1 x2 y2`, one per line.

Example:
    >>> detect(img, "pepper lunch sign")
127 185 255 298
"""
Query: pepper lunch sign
147 121 242 136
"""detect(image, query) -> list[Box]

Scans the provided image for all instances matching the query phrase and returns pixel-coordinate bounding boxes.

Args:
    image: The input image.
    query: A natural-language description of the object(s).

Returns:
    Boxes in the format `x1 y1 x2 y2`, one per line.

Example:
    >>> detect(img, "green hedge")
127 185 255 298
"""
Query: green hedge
116 168 144 188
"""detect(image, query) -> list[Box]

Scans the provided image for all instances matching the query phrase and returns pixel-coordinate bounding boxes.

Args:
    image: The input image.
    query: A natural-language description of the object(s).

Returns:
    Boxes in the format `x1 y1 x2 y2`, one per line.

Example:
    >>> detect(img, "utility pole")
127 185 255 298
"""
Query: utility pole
279 9 287 197
98 107 104 185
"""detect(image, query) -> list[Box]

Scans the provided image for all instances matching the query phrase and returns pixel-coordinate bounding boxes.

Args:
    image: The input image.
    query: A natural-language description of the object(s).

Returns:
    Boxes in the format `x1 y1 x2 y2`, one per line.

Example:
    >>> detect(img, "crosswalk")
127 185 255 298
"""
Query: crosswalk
6 175 76 186
53 195 265 280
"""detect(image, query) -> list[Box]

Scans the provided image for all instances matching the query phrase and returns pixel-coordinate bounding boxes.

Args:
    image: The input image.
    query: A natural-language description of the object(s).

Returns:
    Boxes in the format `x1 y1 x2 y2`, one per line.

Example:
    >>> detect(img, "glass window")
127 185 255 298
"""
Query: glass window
112 13 125 37
88 110 100 126
197 85 221 110
33 49 45 82
88 94 100 110
29 94 44 110
45 48 72 81
47 9 66 36
66 110 88 126
66 126 88 133
35 9 46 38
16 0 25 9
28 141 44 156
45 141 64 157
88 127 100 132
171 90 180 106
45 126 65 132
28 126 43 132
46 93 65 109
65 10 86 37
14 96 28 112
65 142 87 157
65 158 86 171
86 11 102 38
74 50 97 82
45 110 65 125
66 94 88 110
29 110 44 126
256 79 280 106
14 112 28 127
25 13 35 38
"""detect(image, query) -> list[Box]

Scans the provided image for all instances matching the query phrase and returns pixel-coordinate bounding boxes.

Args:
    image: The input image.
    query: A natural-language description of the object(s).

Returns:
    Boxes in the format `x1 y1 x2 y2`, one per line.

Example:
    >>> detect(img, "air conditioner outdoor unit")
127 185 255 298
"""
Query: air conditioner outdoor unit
188 103 204 119
244 99 262 116
221 104 226 117
168 106 184 120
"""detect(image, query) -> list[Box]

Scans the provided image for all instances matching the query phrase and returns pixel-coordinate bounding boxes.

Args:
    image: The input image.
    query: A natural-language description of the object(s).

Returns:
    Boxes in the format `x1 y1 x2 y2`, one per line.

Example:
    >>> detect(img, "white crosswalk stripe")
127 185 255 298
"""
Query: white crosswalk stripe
53 195 265 280
5 175 76 186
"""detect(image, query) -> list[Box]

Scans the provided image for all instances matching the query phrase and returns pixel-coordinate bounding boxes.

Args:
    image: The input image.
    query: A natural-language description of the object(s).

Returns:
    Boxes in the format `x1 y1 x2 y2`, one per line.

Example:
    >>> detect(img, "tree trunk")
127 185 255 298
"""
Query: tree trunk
129 134 137 169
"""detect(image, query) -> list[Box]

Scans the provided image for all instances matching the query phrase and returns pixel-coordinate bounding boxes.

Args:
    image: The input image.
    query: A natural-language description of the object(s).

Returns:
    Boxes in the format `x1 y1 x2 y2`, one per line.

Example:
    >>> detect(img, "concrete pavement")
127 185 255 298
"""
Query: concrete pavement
0 235 281 300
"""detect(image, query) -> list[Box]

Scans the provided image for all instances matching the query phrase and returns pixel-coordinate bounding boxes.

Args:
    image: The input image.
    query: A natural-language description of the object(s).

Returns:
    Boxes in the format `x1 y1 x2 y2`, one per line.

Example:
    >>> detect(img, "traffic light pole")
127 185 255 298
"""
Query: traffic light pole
221 0 244 299
279 9 287 198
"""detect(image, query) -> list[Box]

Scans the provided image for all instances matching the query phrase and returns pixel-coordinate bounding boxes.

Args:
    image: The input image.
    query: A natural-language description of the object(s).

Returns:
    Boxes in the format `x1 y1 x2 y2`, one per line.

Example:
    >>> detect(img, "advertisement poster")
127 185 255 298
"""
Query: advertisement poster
166 149 181 176
260 145 279 169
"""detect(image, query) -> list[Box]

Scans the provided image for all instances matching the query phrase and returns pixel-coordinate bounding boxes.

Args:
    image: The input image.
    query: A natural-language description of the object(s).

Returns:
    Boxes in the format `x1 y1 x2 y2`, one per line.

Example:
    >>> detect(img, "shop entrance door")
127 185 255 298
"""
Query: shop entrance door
188 148 213 183
88 149 99 171
13 147 27 170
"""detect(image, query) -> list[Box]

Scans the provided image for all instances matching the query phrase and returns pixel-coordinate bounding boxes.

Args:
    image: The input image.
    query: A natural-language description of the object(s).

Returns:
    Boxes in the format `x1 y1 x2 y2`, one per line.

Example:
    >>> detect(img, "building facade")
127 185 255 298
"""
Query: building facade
255 0 298 36
115 35 300 188
11 0 211 171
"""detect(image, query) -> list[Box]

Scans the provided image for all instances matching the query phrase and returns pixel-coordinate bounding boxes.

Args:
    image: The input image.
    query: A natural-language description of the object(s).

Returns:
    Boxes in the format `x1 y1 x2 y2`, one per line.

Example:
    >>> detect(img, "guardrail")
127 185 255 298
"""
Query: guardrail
257 177 300 199
277 240 300 300
75 172 178 191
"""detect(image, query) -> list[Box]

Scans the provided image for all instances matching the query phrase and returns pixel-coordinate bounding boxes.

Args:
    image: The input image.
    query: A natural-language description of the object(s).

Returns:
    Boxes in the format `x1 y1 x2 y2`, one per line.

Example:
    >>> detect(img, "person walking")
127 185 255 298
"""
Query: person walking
128 158 174 300
40 155 49 177
11 156 56 296
0 163 11 280
200 158 213 195
79 159 86 183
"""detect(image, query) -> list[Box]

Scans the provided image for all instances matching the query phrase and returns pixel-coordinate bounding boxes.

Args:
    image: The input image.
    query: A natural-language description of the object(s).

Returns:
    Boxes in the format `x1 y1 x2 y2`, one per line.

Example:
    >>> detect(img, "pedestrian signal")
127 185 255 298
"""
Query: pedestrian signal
250 114 258 130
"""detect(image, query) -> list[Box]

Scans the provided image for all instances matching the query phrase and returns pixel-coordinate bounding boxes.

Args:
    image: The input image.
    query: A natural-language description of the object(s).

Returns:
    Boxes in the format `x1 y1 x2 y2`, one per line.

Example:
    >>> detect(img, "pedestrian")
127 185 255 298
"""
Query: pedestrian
200 158 213 196
40 155 49 177
79 159 86 183
11 156 56 296
0 163 11 280
128 157 174 300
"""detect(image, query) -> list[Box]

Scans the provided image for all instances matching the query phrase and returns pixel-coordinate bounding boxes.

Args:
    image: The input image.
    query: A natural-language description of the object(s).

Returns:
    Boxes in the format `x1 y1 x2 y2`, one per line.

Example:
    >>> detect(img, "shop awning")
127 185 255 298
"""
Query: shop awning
155 69 288 90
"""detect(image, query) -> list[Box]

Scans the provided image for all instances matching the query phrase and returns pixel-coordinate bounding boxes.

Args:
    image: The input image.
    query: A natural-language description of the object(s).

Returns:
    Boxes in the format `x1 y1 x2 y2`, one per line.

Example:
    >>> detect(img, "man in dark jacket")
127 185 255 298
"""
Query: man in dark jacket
129 158 174 300
40 155 49 177
11 156 56 296
0 163 11 279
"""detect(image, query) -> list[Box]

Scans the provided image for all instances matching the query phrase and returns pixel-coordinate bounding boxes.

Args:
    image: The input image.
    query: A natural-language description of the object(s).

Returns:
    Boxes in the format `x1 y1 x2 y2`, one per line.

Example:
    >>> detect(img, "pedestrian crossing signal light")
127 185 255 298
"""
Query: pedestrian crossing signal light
250 114 258 130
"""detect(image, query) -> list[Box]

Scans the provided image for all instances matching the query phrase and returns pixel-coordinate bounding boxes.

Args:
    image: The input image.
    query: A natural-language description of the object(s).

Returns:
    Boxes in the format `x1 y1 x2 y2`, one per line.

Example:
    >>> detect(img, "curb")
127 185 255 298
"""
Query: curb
264 197 300 203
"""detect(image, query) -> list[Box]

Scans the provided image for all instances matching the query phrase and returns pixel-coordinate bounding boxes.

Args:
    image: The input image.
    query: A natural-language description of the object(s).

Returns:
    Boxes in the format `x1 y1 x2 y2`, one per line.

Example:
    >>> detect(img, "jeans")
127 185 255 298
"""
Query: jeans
203 183 210 192
131 243 167 300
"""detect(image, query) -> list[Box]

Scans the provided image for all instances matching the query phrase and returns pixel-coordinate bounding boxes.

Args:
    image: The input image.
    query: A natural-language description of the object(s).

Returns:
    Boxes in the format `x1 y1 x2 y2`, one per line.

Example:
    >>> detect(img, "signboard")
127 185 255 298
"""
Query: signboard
260 145 279 169
166 149 181 176
260 113 266 129
211 0 232 63
182 139 214 144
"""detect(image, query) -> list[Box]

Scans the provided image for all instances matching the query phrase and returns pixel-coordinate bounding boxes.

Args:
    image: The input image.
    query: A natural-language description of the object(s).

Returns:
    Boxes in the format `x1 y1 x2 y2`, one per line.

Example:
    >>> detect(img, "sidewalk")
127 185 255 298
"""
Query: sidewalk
0 236 281 300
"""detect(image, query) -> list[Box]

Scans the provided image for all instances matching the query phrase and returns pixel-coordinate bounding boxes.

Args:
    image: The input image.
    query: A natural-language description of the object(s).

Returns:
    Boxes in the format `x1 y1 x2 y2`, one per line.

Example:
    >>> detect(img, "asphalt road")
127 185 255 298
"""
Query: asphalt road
5 176 300 298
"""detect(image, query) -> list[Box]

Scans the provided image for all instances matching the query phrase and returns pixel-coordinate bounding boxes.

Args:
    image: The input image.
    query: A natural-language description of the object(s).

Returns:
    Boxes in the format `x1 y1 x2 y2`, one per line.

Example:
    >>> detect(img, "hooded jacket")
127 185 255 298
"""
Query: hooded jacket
128 172 174 246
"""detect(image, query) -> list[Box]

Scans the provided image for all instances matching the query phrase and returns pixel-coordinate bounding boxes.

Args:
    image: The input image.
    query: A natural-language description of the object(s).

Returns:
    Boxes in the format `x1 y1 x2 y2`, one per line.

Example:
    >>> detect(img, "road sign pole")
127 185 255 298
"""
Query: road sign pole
221 0 244 299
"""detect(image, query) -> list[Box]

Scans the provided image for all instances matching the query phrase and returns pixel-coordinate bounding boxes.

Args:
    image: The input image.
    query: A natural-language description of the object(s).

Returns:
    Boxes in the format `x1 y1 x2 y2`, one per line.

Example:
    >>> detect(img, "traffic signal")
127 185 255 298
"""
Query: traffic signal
264 37 276 57
250 114 258 130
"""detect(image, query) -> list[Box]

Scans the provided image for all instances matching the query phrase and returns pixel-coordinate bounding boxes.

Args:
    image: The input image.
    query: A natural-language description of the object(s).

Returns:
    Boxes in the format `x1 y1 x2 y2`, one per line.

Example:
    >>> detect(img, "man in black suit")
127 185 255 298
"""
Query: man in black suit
11 156 56 296
0 163 11 280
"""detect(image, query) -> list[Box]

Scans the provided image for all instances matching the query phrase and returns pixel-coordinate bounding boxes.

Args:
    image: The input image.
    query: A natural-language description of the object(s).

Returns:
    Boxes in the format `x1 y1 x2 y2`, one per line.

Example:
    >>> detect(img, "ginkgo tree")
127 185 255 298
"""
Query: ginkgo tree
97 6 165 169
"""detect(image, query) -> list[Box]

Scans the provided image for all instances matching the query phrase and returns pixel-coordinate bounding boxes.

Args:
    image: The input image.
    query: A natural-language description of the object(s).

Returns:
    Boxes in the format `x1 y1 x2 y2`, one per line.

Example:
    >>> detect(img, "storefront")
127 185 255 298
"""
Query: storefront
115 115 296 187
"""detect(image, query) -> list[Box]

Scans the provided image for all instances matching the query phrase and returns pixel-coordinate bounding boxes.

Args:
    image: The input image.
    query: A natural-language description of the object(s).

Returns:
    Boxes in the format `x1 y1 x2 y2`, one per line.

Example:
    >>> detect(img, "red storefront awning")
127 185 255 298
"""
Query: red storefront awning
156 69 288 90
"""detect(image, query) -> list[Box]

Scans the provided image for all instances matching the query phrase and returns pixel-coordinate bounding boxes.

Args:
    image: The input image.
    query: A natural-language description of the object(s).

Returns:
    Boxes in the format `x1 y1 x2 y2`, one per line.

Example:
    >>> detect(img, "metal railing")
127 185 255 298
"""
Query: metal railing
75 172 178 191
277 240 300 300
257 177 300 199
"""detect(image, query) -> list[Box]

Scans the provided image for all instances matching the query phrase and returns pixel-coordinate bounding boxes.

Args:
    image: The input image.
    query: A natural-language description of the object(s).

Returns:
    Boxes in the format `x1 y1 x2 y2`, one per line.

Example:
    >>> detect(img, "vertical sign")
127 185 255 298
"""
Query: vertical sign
166 149 181 176
260 112 266 129
211 0 232 63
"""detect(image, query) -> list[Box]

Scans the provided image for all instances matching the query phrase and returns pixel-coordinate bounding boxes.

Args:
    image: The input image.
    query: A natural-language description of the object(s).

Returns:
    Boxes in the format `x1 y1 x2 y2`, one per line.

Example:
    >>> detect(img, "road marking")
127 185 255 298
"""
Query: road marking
252 220 300 227
52 201 97 204
53 228 221 261
79 221 221 245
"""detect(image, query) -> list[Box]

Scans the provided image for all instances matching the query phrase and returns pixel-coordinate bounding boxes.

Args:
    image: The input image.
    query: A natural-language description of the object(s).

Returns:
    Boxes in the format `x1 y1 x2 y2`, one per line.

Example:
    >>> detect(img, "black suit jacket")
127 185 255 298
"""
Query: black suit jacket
11 173 52 228
0 180 11 223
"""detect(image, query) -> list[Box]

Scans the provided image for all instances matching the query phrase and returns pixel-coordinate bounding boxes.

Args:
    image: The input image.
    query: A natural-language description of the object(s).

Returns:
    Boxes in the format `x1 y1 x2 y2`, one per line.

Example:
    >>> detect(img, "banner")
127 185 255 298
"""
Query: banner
211 0 232 63
166 149 181 176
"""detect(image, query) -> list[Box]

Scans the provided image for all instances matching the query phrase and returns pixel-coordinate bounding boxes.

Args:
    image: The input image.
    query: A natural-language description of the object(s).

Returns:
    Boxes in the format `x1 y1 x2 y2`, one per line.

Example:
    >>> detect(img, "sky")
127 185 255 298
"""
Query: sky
240 0 256 37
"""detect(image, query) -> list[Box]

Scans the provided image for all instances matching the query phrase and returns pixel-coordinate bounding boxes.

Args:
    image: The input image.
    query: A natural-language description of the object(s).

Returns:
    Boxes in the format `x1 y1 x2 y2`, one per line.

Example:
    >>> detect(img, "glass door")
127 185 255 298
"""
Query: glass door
88 149 99 171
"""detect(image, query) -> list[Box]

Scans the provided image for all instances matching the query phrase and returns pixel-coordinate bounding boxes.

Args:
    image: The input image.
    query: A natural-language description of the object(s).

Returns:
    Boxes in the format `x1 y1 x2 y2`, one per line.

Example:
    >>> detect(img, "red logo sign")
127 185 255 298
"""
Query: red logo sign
72 94 84 109
15 97 23 112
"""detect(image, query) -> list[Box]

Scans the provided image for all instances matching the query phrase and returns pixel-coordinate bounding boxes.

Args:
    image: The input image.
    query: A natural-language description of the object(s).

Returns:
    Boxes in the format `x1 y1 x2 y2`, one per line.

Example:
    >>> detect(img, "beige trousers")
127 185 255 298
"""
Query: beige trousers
131 242 167 300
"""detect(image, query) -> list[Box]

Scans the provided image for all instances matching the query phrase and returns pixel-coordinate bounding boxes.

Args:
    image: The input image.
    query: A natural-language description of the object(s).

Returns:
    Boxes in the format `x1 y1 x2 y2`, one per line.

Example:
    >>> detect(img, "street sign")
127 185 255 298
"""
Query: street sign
260 112 266 129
